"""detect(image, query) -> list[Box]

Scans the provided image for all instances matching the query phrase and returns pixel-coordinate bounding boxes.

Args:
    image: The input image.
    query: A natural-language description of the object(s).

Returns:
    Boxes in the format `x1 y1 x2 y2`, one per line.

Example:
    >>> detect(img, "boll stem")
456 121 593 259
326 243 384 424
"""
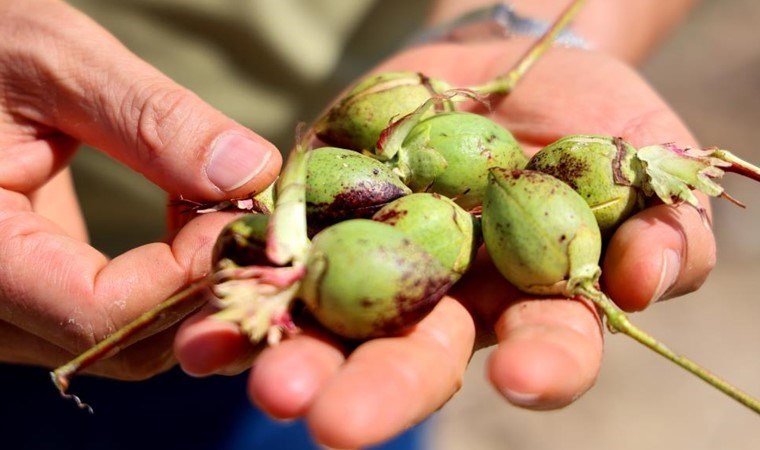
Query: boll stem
575 281 760 415
471 0 588 96
50 279 212 408
708 148 760 182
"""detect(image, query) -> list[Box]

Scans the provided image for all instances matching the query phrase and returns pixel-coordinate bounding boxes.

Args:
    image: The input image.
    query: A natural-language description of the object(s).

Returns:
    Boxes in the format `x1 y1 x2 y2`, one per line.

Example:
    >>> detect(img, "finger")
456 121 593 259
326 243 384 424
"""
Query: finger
174 305 264 377
487 297 603 410
28 168 88 241
0 133 79 194
304 297 475 449
448 225 603 410
3 0 281 200
602 201 716 311
247 325 346 420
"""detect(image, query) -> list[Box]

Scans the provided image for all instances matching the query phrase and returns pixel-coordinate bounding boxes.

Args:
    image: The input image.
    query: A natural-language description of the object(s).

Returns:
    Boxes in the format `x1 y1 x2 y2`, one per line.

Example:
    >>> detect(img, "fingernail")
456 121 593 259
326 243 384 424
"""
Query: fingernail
502 387 573 411
206 132 272 192
650 249 681 304
501 388 542 408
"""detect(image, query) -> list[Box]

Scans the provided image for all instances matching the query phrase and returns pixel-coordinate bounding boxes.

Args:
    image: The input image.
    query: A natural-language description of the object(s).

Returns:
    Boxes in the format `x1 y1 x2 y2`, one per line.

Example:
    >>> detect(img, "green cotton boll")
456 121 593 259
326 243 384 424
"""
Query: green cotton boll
212 213 271 268
305 147 411 234
399 111 527 210
313 71 451 152
300 219 455 340
372 193 480 278
526 135 645 237
482 169 602 296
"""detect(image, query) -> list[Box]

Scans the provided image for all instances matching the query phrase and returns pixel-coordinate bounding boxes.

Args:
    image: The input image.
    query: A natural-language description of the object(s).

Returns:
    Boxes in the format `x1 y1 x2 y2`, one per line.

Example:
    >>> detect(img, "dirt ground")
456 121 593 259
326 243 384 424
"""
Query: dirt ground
432 1 760 448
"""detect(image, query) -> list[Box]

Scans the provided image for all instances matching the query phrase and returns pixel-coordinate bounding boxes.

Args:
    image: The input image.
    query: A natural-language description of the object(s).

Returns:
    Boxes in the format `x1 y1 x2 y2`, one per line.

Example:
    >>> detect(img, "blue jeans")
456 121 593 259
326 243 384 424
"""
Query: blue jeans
3 364 429 450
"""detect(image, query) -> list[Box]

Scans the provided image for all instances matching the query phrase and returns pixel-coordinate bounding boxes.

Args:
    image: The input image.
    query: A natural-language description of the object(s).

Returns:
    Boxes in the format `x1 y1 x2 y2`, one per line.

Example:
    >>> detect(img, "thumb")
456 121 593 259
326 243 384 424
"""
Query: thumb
13 0 281 201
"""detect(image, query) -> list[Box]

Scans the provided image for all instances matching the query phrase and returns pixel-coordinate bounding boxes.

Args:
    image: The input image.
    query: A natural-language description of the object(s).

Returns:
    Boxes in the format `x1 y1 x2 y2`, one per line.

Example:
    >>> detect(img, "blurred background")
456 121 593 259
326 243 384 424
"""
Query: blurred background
434 1 760 448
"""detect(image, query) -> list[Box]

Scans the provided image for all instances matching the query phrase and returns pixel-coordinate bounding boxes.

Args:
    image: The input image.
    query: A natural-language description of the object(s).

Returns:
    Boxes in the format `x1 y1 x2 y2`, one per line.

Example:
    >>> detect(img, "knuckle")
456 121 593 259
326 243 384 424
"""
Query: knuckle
130 82 202 163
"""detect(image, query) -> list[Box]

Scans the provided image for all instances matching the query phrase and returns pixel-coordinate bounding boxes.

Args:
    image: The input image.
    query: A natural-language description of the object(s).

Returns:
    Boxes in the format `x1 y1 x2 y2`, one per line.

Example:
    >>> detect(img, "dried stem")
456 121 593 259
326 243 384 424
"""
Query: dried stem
50 280 211 405
576 281 760 414
471 0 588 96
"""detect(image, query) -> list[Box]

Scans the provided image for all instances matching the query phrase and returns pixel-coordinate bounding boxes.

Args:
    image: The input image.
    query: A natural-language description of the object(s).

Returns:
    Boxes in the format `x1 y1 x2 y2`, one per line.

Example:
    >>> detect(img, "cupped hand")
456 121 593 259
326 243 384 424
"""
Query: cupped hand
0 0 281 379
173 41 716 448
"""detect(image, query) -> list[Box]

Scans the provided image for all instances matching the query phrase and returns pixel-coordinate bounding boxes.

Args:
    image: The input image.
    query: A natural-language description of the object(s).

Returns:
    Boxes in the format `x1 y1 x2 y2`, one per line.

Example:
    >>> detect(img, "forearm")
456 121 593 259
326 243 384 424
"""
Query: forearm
426 0 699 64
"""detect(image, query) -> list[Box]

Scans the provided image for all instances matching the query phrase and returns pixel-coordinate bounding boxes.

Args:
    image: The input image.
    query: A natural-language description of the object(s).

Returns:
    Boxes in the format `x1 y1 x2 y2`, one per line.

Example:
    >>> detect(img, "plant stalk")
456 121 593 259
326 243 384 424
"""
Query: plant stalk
50 279 211 407
576 282 760 414
711 148 760 182
472 0 588 95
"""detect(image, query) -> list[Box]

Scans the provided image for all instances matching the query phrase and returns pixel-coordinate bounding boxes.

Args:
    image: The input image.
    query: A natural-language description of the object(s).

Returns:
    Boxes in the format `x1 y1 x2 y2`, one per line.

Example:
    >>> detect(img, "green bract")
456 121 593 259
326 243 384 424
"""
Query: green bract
313 71 451 152
482 169 601 296
305 146 411 233
299 219 455 340
372 193 480 277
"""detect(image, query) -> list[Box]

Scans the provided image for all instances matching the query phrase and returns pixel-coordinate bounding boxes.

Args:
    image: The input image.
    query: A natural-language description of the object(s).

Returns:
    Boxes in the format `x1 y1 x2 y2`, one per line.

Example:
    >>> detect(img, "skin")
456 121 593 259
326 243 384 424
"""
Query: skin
1 0 713 449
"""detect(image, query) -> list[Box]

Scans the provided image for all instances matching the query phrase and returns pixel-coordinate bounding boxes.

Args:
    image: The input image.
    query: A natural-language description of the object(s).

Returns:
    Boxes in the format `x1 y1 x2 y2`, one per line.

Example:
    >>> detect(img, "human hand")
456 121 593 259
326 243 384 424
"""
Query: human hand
0 0 281 379
172 42 715 448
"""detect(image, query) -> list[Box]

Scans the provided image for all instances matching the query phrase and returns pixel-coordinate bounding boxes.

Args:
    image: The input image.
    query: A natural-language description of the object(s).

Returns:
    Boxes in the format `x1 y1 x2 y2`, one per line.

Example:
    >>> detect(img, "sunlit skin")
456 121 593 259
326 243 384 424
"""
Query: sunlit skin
1 1 714 449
